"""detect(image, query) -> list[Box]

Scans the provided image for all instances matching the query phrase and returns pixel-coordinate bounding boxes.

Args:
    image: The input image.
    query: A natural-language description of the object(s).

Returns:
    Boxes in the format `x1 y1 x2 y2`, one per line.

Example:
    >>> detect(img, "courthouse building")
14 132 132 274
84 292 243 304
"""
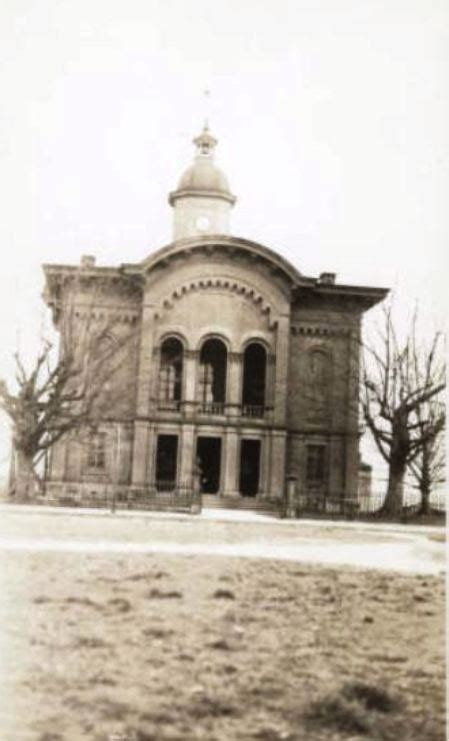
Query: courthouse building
43 125 386 507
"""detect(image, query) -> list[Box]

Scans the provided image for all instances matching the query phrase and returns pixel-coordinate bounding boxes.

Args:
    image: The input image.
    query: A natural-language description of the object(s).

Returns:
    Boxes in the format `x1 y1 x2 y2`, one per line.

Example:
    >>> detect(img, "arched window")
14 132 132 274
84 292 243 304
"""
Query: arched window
199 338 227 413
242 342 267 417
158 337 184 409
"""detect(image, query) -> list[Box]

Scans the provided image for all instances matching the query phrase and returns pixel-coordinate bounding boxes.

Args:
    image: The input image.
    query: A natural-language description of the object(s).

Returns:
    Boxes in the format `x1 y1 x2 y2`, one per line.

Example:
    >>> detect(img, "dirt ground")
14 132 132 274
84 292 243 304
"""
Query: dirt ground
0 510 445 741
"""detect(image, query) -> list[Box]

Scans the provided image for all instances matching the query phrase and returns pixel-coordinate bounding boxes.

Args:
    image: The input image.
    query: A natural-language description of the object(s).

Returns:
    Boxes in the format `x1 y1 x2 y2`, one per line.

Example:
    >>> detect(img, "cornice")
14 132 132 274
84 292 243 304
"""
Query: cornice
138 235 304 285
168 188 236 206
43 264 144 292
291 324 352 337
293 282 388 311
72 307 139 324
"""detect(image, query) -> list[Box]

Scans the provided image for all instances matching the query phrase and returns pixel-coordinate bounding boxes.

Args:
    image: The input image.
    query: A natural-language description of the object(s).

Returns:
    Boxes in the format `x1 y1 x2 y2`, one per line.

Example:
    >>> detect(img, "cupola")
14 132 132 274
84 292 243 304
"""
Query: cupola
168 124 236 240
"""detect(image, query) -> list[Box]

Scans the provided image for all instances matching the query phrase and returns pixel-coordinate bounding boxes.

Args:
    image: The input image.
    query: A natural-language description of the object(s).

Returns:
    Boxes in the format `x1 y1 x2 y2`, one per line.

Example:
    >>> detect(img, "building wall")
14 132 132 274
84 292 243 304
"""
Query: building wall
45 245 369 503
286 300 362 498
48 271 142 485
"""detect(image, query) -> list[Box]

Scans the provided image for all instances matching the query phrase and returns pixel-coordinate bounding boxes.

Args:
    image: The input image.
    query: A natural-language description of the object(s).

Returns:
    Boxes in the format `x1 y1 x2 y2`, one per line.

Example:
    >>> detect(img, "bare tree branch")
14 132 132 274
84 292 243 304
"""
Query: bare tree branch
1 275 140 498
361 297 445 516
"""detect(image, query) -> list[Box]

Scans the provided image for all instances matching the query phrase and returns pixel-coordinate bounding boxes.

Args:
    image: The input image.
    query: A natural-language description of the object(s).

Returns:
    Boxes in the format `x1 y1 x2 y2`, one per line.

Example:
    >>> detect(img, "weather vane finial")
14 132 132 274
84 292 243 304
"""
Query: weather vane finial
193 89 217 155
203 87 211 130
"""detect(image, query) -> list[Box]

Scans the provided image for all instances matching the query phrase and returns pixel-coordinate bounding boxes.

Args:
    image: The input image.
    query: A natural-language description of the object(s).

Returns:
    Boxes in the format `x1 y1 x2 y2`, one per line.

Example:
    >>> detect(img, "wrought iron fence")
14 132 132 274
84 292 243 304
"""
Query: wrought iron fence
291 495 360 519
117 483 200 513
290 491 446 521
27 480 202 514
358 491 446 514
12 477 446 522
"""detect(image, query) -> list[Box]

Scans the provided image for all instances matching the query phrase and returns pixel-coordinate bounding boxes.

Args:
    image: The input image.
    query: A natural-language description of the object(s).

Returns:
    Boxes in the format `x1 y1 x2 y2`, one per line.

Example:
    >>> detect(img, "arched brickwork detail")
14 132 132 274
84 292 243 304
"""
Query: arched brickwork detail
154 278 275 327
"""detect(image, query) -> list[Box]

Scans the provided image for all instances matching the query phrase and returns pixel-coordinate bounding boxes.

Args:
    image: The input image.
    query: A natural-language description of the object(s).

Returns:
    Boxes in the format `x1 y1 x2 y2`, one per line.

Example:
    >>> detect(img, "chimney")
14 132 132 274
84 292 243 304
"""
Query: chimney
319 272 336 285
80 255 96 269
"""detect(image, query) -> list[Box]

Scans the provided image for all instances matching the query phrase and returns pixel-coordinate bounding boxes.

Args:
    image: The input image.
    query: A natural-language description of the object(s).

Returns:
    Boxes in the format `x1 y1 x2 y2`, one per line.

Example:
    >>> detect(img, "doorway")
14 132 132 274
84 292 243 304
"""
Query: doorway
196 437 222 494
239 439 261 496
155 434 178 491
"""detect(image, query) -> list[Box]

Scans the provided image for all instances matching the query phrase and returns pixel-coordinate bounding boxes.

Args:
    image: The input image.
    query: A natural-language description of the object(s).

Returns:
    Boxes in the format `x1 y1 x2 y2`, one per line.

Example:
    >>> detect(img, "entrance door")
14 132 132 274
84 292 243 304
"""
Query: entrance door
155 435 178 491
239 439 261 496
196 437 222 494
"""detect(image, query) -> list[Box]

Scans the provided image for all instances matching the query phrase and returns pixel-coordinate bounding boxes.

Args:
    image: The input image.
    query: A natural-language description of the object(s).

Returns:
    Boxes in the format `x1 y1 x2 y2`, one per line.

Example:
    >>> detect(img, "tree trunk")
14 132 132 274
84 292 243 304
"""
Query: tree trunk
382 459 406 517
417 445 432 516
418 483 431 515
14 450 40 501
7 444 17 497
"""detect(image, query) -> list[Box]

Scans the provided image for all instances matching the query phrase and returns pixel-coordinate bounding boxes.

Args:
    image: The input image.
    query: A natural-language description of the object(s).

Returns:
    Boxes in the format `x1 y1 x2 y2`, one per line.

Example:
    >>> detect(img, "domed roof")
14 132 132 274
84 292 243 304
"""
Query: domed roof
169 124 236 206
177 156 231 194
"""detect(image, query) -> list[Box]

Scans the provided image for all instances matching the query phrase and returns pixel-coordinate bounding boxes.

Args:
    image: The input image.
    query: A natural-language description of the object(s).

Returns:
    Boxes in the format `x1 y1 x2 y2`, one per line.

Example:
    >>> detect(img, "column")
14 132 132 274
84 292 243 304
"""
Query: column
273 314 290 426
269 430 287 499
145 424 157 490
179 424 196 490
265 353 276 418
260 432 271 498
148 347 160 414
223 428 240 497
182 350 198 418
131 420 149 486
227 352 243 418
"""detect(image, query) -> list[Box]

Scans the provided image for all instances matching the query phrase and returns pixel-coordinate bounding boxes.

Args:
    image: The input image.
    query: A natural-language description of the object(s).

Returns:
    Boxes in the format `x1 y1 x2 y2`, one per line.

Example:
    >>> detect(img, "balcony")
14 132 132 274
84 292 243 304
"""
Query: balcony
241 404 265 418
198 402 226 416
156 400 270 421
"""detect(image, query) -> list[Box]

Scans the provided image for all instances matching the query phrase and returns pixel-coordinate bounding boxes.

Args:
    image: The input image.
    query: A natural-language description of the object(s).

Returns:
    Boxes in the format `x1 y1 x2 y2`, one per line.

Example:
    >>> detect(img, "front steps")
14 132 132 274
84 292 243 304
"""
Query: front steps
201 494 281 516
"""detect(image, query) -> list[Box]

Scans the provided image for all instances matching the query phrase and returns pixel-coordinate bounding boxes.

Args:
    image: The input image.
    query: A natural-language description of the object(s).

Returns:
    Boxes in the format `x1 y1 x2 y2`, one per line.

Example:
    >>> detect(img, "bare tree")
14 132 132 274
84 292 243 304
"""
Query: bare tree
408 395 445 515
361 303 445 516
0 304 137 499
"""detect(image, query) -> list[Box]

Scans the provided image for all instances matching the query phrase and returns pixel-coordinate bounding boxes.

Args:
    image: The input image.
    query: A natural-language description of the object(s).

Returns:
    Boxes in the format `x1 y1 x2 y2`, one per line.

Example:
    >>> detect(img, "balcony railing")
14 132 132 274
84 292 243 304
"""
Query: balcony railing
241 404 265 418
198 402 225 416
155 400 268 419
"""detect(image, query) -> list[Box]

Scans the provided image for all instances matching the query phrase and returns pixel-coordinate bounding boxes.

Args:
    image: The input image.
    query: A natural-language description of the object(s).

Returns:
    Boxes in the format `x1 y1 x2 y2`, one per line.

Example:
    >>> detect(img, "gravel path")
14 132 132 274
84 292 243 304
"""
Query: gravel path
0 505 444 575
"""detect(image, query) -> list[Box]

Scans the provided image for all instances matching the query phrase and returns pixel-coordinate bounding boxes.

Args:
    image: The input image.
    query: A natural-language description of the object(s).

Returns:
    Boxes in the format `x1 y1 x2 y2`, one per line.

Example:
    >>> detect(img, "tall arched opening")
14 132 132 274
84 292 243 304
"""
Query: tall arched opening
158 337 184 409
199 338 227 412
242 342 267 417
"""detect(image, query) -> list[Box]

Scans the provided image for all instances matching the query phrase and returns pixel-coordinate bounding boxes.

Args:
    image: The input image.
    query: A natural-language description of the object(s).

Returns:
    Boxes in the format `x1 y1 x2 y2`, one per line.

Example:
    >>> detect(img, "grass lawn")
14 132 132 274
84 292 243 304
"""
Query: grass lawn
1 546 445 740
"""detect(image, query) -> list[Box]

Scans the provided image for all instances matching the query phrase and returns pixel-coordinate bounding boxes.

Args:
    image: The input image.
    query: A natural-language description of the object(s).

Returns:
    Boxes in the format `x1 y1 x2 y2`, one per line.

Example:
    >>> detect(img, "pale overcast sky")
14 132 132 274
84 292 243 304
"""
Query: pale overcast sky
0 0 447 482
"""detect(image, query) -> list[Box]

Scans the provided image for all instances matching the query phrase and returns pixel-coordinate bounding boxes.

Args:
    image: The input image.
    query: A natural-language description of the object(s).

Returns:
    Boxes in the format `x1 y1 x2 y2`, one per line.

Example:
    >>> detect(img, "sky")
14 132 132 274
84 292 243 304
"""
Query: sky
0 0 447 486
